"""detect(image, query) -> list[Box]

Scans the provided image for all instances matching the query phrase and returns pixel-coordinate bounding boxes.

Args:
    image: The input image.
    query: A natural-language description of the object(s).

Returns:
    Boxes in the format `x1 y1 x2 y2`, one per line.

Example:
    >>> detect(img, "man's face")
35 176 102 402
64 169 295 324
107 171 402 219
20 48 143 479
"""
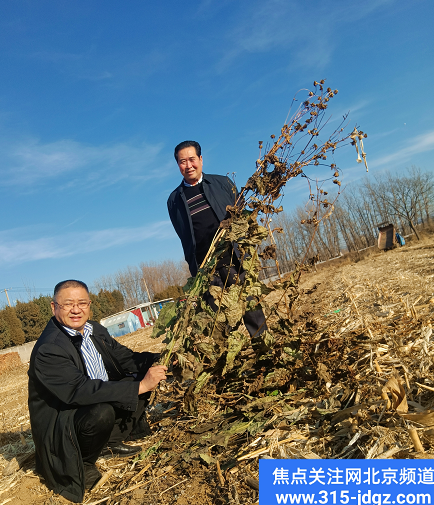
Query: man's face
177 146 203 185
51 286 91 333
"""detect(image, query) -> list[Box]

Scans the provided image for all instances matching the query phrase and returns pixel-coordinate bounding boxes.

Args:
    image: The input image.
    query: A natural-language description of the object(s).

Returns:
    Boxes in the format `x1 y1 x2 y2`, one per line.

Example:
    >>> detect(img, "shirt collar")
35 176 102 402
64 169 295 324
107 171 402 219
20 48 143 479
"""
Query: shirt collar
183 174 203 187
62 321 93 338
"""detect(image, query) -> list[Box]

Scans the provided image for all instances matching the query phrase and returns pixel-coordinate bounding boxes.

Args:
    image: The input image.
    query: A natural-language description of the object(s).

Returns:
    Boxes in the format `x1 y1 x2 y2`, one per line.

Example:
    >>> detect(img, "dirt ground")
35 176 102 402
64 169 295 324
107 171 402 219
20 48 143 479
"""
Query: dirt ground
1 232 433 504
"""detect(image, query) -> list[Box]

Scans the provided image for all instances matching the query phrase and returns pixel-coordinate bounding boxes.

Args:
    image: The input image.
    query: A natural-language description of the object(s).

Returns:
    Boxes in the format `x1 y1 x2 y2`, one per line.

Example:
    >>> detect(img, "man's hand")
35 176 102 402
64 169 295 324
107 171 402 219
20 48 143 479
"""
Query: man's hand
138 365 168 395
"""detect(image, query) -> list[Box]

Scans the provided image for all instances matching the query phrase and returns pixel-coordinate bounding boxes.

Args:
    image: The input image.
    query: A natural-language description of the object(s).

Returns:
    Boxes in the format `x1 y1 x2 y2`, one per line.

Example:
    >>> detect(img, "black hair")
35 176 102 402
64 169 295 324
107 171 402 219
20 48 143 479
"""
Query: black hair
53 280 89 301
174 140 201 162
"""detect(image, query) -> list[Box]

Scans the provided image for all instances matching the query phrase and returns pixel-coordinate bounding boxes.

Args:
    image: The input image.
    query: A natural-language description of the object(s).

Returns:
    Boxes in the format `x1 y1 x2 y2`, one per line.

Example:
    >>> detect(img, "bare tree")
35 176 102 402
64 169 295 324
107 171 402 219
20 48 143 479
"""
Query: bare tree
409 166 433 225
140 260 190 300
94 259 190 308
271 168 433 275
94 266 146 307
364 168 433 240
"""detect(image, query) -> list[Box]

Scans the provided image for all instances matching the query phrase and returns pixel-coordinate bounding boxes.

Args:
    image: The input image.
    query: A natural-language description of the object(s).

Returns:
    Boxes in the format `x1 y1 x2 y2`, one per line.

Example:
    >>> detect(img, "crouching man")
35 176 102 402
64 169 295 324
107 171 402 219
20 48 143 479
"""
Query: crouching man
28 280 167 503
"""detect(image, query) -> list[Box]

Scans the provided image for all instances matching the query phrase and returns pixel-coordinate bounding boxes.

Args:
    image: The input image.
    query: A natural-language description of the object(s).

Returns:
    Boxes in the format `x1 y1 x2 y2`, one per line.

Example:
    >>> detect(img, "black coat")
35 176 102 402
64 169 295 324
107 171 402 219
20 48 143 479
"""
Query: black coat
167 173 237 276
28 318 157 503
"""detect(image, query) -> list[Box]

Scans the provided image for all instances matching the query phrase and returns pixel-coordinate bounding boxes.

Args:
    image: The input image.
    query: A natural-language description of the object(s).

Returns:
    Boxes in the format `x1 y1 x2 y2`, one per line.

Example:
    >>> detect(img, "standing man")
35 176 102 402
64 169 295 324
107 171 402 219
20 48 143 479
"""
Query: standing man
28 280 167 503
167 140 266 337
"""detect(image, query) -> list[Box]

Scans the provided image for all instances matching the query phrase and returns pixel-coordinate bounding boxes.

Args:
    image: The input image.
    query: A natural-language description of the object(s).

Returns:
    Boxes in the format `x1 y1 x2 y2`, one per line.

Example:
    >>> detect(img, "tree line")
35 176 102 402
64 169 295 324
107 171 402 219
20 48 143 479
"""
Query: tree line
0 290 124 350
94 259 190 308
269 167 433 276
1 257 190 350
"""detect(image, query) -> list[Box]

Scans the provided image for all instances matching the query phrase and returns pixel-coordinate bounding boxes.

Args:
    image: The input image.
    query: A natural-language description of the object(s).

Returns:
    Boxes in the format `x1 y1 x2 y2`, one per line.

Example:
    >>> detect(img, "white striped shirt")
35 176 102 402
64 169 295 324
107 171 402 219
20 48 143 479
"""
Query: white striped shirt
62 322 109 381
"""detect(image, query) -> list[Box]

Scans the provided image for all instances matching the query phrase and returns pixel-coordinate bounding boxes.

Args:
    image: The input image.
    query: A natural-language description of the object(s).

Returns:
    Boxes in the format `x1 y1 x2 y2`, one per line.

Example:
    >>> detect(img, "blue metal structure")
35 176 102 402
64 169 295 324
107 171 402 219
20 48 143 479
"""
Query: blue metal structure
100 312 141 338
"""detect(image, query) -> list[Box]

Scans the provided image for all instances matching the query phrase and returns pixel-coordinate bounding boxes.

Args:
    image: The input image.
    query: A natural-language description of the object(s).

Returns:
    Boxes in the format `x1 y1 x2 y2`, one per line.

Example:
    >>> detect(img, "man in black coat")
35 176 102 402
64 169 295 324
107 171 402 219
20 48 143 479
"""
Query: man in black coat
28 279 167 503
167 140 266 337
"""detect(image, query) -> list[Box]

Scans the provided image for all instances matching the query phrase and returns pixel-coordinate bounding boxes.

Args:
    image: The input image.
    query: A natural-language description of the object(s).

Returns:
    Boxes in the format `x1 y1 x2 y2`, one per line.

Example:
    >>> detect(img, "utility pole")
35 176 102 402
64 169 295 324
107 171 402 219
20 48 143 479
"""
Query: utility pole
142 277 158 321
1 288 12 307
142 277 153 304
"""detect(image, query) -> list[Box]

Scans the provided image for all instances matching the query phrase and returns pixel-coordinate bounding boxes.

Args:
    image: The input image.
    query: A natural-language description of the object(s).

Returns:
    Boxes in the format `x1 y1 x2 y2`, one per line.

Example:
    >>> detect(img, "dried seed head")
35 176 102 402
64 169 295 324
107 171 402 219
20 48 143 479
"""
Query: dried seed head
334 171 339 177
320 79 325 84
270 134 275 139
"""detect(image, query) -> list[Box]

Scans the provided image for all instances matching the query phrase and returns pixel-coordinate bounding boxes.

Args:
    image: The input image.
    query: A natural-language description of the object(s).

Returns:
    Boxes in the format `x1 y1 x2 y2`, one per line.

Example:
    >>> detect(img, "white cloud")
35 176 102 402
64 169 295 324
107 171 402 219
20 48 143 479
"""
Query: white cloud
0 221 175 266
216 0 394 72
328 99 372 124
369 127 401 141
371 130 434 168
0 137 171 191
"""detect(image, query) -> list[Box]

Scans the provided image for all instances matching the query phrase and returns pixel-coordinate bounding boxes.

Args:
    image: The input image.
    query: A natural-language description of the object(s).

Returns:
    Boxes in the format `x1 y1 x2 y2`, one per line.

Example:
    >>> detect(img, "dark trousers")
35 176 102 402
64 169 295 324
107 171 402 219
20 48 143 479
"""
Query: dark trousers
73 387 148 464
203 253 267 338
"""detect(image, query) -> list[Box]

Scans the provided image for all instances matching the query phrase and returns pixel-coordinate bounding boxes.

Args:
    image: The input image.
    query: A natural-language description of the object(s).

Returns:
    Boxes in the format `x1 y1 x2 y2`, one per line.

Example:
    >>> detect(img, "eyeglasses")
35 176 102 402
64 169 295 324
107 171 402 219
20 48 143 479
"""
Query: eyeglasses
54 301 91 311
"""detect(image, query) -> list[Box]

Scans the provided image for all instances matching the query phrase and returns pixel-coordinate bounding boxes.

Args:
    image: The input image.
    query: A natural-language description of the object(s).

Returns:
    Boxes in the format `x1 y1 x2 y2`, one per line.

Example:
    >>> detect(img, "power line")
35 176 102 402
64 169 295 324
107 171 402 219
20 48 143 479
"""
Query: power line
1 286 99 294
4 287 52 292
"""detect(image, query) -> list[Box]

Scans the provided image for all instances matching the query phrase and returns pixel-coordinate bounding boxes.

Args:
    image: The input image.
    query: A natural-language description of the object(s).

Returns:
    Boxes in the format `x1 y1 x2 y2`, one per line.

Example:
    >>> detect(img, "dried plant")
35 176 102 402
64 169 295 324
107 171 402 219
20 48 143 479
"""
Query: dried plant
152 81 368 407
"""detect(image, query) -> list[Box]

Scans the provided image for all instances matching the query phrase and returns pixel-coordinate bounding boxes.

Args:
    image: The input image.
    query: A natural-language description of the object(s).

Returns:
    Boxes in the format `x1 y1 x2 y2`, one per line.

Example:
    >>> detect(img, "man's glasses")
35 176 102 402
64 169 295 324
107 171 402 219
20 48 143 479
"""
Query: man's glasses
54 301 91 311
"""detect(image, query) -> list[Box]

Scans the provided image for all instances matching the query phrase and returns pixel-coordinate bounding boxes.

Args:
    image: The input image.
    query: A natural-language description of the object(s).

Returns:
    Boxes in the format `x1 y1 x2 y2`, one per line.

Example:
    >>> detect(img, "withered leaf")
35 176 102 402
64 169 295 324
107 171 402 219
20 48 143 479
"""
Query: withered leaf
400 410 434 426
221 285 244 327
226 219 250 242
194 371 212 393
223 330 249 375
317 363 332 384
382 373 408 414
259 244 277 260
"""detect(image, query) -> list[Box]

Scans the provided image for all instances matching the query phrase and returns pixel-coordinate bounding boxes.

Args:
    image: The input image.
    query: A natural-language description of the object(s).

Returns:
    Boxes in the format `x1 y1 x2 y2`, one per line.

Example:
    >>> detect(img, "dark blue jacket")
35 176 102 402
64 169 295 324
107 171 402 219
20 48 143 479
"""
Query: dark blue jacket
167 173 237 276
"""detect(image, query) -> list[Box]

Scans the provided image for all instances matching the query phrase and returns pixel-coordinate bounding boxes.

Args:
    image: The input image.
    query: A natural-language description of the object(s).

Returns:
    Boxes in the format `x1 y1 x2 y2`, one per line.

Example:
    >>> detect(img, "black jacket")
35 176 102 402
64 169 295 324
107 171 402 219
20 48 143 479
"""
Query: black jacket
167 173 237 276
28 318 157 503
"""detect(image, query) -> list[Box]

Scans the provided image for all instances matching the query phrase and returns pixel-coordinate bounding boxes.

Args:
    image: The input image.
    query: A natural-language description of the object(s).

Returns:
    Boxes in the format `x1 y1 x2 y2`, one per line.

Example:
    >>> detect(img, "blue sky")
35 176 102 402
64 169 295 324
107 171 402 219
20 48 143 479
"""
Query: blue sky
1 0 433 305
